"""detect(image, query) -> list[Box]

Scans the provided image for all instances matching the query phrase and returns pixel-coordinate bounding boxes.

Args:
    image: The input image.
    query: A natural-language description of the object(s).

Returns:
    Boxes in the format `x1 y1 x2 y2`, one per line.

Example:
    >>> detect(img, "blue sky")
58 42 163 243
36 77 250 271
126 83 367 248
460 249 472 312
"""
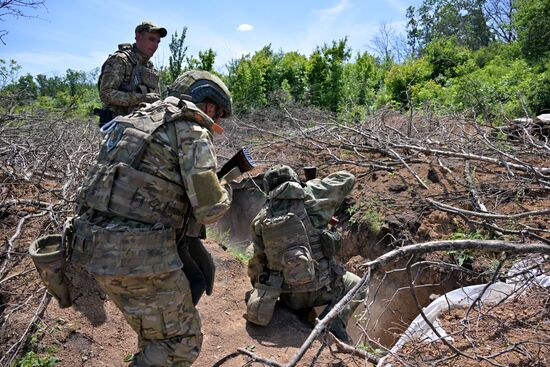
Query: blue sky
2 0 421 77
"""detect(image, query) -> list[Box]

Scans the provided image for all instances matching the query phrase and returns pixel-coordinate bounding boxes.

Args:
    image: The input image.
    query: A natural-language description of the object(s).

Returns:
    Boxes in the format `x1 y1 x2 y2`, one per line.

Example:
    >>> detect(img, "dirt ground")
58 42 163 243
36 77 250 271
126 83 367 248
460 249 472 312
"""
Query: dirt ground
1 109 549 366
383 285 550 366
7 239 365 367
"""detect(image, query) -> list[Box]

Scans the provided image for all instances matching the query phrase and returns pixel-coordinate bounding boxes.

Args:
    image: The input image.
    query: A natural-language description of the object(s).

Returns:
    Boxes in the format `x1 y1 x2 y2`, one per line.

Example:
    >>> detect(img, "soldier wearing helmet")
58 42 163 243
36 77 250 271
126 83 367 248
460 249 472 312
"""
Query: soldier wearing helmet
96 21 167 125
245 165 365 343
69 70 233 366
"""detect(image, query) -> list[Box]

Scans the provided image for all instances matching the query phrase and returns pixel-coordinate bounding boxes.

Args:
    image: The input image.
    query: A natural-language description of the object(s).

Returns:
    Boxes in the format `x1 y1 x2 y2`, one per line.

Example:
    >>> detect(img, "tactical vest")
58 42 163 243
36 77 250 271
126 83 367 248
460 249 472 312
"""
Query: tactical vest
261 186 338 293
98 43 159 95
71 97 214 276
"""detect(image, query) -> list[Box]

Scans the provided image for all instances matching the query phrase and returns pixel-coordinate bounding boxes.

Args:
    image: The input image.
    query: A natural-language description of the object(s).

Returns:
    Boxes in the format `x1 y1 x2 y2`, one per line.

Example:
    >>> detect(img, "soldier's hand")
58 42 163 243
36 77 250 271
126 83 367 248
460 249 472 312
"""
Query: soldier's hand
142 93 161 103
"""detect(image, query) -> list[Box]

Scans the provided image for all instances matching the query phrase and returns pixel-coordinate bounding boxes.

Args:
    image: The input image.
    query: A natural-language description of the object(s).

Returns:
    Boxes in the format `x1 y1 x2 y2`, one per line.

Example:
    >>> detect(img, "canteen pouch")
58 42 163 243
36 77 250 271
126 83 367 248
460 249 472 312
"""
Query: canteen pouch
29 235 72 308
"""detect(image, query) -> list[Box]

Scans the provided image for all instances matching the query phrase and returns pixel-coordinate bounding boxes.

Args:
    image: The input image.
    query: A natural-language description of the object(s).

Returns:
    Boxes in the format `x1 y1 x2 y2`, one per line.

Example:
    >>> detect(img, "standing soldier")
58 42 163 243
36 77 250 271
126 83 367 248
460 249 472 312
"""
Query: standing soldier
95 21 167 126
245 165 365 343
71 70 233 366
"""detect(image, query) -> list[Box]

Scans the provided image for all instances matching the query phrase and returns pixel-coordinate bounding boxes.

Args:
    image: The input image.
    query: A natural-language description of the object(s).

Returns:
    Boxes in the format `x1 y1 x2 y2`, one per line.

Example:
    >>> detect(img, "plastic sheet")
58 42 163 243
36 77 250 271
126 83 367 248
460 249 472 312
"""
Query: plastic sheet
377 256 550 367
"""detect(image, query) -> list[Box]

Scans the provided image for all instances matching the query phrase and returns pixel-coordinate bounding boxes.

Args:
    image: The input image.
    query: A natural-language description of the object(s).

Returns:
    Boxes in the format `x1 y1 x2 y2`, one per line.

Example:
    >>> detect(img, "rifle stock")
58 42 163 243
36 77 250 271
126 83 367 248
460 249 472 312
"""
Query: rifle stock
217 147 256 179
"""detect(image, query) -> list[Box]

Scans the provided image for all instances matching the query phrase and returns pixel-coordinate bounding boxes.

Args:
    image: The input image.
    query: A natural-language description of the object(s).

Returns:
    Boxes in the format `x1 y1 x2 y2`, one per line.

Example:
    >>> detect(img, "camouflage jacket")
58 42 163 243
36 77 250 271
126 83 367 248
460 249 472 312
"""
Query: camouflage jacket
71 97 231 276
247 171 355 291
99 43 160 116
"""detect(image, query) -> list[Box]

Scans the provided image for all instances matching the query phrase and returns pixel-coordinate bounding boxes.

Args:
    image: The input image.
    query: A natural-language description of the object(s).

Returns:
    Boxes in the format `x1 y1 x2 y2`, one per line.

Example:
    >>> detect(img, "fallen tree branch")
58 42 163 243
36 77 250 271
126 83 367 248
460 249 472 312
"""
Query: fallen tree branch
360 240 549 271
426 198 550 220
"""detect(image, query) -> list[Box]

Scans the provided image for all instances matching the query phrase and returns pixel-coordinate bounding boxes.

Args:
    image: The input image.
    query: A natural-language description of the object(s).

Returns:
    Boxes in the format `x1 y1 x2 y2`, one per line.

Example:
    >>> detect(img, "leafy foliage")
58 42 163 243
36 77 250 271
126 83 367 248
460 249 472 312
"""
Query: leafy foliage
515 0 550 63
3 1 550 123
15 352 58 367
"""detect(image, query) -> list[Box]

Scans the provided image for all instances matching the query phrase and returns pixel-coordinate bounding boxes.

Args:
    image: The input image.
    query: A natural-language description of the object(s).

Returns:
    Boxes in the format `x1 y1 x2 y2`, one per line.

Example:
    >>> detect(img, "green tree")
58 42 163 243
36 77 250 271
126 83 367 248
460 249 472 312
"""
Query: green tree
307 38 351 111
425 37 472 80
384 57 432 108
515 0 550 62
275 51 308 103
411 0 493 51
187 48 216 72
0 58 21 87
226 45 278 112
167 27 188 84
339 51 382 119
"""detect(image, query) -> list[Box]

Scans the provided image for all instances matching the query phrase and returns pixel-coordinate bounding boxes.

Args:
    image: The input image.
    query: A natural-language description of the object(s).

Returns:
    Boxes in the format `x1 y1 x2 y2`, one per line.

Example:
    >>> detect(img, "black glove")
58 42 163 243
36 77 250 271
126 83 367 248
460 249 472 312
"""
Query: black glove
177 236 215 305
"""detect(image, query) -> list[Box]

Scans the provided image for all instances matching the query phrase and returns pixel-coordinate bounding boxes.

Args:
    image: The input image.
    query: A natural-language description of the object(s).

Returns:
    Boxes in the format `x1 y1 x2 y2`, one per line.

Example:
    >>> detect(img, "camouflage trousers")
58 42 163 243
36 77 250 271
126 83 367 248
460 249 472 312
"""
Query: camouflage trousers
280 271 364 326
95 270 202 367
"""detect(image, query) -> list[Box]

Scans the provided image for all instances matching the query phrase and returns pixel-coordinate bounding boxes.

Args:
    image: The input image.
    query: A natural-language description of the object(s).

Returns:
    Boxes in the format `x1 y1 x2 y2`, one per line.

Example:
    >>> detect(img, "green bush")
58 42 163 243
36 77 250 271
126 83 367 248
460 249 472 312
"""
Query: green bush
384 57 432 108
15 352 58 367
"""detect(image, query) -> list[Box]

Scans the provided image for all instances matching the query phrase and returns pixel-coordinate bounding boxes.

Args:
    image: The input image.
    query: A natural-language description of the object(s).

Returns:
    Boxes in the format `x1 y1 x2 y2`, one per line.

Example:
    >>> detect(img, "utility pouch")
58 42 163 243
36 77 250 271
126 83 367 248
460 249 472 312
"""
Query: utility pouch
261 213 310 271
245 280 282 326
29 235 72 308
70 217 182 276
281 246 315 286
140 67 160 91
320 229 342 258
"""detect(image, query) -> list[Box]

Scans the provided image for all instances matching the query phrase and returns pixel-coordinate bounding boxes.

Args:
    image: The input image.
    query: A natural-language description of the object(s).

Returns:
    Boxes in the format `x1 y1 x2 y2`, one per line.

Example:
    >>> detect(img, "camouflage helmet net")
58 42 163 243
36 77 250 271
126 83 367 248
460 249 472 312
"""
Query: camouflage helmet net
168 70 232 117
263 164 300 192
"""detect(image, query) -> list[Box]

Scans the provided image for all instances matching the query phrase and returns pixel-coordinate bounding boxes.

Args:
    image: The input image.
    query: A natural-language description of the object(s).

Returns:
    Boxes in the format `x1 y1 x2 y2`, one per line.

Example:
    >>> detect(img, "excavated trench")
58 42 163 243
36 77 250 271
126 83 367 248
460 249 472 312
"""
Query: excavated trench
212 178 470 347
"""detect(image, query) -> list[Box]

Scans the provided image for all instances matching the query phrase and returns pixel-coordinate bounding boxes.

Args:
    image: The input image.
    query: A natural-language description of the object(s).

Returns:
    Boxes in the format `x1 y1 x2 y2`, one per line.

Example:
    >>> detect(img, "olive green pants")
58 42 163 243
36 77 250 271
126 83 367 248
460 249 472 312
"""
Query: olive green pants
95 270 202 367
280 271 364 326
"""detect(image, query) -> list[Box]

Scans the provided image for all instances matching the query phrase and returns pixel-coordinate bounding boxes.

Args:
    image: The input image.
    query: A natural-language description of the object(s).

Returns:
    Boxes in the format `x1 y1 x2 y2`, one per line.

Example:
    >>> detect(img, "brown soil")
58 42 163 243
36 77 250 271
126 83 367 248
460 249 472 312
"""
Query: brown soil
4 239 364 367
1 109 549 367
383 286 550 366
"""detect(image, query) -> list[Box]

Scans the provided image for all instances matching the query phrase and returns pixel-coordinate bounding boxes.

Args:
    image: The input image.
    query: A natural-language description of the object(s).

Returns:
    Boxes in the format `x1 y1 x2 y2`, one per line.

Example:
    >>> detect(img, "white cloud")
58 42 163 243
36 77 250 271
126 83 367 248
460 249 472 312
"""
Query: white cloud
317 0 351 15
237 24 254 32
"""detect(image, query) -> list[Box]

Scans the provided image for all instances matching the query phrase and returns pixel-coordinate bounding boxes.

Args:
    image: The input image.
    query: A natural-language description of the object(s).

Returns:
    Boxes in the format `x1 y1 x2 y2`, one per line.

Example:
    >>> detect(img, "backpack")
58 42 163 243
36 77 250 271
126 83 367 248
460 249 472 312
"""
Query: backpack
261 209 316 287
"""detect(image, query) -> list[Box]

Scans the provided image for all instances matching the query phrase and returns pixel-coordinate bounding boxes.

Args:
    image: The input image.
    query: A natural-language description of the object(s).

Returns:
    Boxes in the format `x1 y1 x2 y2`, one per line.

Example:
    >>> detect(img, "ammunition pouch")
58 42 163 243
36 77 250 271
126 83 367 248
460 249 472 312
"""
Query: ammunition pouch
77 162 187 226
93 108 116 128
29 235 72 308
319 229 341 258
245 275 283 326
70 217 182 276
130 64 159 94
140 66 160 92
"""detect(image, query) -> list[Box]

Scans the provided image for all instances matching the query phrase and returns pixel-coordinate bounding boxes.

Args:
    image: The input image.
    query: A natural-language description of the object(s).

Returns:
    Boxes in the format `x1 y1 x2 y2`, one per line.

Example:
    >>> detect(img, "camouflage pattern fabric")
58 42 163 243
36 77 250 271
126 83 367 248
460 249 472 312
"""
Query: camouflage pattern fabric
99 43 160 117
95 270 202 367
248 169 364 334
280 271 365 328
248 170 355 286
72 96 231 366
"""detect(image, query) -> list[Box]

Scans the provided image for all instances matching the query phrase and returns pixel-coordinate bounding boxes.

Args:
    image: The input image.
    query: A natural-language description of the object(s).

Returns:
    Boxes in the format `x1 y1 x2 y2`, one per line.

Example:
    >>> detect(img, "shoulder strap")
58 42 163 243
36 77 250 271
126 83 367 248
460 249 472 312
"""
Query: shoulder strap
97 46 138 92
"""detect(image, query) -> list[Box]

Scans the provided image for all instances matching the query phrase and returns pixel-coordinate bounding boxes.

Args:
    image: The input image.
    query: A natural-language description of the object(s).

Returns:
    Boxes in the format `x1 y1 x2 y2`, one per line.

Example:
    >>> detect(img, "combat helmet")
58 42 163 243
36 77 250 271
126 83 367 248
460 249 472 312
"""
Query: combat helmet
263 164 300 193
169 70 232 117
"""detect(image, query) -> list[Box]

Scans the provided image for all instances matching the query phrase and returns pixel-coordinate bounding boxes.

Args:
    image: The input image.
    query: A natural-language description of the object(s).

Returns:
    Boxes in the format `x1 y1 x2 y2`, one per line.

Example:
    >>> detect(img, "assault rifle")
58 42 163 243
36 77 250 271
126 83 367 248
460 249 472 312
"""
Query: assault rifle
217 146 256 182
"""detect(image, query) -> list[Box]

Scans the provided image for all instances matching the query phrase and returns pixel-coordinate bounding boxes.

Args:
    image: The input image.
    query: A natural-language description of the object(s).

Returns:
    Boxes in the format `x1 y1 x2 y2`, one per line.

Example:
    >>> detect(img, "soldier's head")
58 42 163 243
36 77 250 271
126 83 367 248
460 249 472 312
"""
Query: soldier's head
263 165 300 193
169 70 232 121
135 21 167 58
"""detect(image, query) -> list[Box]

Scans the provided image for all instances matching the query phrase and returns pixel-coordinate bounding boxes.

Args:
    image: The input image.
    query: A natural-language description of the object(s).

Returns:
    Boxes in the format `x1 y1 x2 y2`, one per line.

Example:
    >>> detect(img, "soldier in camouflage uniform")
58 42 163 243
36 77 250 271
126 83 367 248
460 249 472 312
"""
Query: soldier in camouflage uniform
246 165 365 343
70 70 233 366
98 21 167 119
